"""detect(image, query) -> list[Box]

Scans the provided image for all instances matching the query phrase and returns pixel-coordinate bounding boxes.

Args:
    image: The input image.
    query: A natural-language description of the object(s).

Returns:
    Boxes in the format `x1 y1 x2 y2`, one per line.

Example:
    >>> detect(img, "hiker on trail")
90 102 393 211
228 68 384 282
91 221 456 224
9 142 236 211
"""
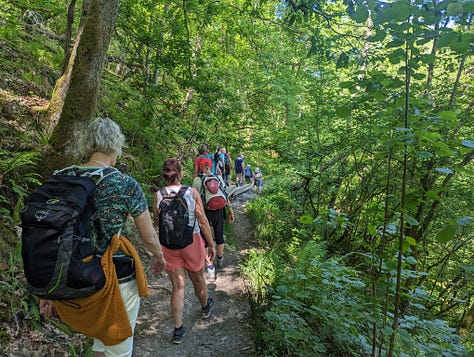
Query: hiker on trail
214 147 225 179
38 118 166 357
234 153 245 186
193 143 216 177
254 167 264 193
244 164 254 185
153 158 216 344
193 158 234 281
222 147 232 185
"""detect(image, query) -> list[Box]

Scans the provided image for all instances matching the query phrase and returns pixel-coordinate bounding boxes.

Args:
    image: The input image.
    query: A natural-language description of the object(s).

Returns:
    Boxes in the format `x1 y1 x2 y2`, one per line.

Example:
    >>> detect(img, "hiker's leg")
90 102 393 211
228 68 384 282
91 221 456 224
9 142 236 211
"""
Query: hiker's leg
214 210 225 258
92 280 139 356
167 268 187 328
188 268 208 307
216 244 224 258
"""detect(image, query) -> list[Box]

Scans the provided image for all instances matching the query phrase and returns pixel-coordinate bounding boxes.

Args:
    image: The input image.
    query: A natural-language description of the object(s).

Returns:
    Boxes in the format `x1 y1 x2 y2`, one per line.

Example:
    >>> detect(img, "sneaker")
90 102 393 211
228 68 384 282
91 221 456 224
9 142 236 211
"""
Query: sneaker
215 256 224 268
207 265 216 282
201 298 215 319
173 325 187 344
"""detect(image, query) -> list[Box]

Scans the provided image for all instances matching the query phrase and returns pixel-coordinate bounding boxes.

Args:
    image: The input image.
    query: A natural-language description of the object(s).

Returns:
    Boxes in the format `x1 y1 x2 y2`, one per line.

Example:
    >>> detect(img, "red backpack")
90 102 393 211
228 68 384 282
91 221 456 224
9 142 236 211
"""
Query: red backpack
200 175 227 210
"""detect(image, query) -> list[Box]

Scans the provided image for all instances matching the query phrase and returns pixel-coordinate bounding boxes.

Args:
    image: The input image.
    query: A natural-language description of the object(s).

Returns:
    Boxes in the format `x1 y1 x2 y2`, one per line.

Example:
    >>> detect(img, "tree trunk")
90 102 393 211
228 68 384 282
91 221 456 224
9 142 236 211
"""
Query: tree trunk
60 0 78 75
46 25 83 135
44 0 121 175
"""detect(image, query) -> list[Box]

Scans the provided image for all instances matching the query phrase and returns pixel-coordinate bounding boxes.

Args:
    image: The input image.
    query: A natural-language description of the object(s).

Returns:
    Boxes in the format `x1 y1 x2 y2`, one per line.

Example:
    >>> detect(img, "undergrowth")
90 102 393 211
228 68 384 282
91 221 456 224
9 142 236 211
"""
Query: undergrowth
242 180 467 356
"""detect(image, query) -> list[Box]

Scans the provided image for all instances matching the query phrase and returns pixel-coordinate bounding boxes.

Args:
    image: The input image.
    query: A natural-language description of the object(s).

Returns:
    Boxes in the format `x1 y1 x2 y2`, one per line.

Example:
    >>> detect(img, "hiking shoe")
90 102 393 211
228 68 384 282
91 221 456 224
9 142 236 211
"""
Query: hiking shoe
202 298 215 319
173 326 187 344
207 265 216 282
215 256 224 268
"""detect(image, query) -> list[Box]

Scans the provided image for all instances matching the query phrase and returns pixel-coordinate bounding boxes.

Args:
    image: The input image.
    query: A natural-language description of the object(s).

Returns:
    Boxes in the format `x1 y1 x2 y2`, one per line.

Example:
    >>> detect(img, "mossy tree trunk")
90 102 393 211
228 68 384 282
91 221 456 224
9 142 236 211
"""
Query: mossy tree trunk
43 0 120 176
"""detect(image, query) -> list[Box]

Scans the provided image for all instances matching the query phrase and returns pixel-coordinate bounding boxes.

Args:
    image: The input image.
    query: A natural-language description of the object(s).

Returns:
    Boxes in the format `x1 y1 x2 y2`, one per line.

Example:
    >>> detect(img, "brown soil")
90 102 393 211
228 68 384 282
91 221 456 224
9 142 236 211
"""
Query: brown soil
3 190 258 357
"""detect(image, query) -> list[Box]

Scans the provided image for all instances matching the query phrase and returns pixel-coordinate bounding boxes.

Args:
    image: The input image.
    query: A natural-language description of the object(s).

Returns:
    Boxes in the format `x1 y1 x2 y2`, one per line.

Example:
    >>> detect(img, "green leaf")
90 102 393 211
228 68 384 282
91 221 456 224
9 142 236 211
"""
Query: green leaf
402 239 411 252
388 48 406 64
352 5 369 23
373 90 385 100
336 106 351 117
425 190 441 201
340 81 354 89
438 110 457 120
393 1 412 20
368 224 377 235
386 39 405 49
447 3 463 16
367 31 386 42
412 73 426 80
416 151 434 159
461 263 474 273
403 214 419 226
418 54 436 64
405 236 416 246
437 31 459 48
435 225 456 244
417 131 441 142
299 215 313 225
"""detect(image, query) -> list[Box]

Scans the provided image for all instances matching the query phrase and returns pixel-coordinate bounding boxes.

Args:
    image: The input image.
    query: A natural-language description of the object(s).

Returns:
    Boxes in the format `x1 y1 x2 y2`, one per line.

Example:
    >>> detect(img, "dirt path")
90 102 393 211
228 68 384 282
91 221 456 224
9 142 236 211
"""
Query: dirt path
132 190 257 357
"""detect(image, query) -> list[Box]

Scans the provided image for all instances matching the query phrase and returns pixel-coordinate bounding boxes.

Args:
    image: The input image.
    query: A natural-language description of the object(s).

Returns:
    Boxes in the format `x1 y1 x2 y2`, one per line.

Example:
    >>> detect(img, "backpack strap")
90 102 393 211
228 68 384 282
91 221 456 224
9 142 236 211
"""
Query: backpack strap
54 166 119 246
199 175 206 195
159 185 189 199
159 187 169 198
82 166 118 184
177 185 189 198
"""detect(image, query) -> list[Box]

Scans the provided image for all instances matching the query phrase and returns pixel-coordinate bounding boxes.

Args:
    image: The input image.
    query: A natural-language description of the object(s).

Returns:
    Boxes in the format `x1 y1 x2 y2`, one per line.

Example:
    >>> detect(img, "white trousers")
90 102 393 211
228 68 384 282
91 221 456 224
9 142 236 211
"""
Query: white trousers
92 279 140 356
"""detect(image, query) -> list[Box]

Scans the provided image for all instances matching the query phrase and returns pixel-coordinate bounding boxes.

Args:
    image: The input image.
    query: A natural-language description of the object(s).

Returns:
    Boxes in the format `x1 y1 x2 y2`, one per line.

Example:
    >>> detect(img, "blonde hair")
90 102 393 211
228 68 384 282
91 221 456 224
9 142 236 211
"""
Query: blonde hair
79 118 125 159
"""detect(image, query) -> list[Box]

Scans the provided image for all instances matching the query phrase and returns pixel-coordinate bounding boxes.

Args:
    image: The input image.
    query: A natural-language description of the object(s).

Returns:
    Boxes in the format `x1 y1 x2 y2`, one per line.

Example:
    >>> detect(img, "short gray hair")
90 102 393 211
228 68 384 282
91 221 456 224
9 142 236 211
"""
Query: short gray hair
79 117 125 159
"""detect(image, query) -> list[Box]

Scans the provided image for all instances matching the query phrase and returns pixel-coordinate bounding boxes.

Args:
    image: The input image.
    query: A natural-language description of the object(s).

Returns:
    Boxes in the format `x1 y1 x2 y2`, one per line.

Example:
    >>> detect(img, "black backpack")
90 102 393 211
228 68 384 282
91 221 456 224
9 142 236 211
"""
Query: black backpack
157 186 195 250
20 166 116 300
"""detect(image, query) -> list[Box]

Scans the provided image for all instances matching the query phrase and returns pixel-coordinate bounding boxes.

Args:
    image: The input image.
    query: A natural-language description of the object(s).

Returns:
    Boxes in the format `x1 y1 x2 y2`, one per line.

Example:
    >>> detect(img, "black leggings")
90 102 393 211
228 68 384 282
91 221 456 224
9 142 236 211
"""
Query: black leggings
205 208 225 245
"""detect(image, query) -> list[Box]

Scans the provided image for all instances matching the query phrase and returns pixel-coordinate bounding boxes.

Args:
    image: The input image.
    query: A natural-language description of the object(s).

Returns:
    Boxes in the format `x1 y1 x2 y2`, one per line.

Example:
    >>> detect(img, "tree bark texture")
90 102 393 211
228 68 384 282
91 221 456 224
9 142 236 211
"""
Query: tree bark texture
45 0 120 174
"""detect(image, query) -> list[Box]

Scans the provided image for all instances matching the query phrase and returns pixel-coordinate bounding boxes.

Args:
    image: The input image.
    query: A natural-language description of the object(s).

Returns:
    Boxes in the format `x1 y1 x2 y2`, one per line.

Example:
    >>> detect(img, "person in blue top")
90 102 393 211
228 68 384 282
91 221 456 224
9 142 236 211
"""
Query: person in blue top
244 164 254 184
234 153 245 186
214 147 225 177
254 167 264 193
193 143 216 177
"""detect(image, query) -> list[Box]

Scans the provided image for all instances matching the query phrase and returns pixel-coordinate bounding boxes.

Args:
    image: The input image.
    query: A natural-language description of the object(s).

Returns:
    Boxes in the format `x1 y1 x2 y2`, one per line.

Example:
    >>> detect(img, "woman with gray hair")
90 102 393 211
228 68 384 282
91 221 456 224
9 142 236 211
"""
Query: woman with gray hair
39 117 166 357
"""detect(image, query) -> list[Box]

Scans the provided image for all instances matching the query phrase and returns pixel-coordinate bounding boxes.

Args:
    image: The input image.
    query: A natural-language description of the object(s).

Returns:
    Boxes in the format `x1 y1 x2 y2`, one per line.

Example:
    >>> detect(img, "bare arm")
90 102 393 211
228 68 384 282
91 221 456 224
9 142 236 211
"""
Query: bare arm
134 210 166 274
192 187 216 261
227 198 234 223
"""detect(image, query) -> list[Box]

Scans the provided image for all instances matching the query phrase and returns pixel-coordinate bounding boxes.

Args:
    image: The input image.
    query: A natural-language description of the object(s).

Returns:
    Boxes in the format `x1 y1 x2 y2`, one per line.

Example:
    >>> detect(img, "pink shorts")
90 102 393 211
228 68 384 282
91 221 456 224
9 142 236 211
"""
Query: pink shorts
162 232 206 272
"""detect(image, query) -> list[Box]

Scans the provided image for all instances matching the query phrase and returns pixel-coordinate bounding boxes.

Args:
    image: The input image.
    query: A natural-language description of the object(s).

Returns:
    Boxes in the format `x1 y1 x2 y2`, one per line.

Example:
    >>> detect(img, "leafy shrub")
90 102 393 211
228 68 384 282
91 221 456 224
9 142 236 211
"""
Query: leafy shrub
0 151 41 248
246 181 299 247
249 239 466 356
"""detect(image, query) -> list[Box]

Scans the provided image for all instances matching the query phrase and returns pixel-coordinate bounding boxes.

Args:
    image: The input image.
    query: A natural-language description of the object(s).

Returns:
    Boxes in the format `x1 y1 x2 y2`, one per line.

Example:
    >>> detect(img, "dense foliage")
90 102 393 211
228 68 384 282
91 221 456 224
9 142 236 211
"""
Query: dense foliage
1 0 473 355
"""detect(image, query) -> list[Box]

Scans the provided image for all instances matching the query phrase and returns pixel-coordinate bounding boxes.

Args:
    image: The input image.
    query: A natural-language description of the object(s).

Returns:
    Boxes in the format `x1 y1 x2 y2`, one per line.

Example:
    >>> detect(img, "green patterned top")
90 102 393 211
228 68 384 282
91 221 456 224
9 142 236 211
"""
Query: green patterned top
57 165 148 253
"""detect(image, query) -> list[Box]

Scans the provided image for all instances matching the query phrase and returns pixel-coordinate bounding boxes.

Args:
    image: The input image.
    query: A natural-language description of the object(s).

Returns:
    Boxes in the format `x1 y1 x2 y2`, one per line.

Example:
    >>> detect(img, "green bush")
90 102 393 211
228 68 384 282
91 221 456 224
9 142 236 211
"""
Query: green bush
245 239 466 356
